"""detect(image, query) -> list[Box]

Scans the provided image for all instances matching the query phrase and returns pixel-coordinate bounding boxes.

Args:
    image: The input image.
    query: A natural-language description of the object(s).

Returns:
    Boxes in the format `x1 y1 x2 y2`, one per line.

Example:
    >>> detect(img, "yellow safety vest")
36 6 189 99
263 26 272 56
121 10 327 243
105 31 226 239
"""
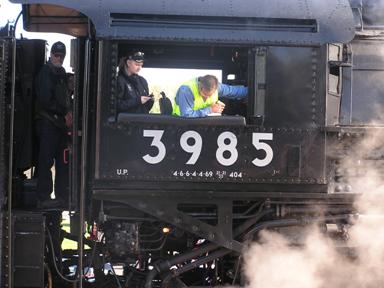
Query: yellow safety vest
173 78 218 116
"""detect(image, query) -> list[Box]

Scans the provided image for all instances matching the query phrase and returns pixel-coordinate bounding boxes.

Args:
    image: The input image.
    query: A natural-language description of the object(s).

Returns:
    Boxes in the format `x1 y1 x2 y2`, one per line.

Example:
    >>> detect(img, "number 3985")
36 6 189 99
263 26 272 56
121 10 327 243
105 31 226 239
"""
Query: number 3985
142 130 273 167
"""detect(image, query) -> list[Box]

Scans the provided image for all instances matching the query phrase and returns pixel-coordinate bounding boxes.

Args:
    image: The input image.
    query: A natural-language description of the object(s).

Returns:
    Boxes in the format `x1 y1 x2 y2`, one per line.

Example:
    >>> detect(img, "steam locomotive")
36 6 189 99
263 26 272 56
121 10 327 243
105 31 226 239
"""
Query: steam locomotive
1 0 383 287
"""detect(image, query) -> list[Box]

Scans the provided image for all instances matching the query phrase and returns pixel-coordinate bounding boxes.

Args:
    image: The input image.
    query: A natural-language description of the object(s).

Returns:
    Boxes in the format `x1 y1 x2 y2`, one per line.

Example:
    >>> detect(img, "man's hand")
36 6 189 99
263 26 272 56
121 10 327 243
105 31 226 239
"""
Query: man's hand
211 101 225 114
141 96 152 104
65 112 73 128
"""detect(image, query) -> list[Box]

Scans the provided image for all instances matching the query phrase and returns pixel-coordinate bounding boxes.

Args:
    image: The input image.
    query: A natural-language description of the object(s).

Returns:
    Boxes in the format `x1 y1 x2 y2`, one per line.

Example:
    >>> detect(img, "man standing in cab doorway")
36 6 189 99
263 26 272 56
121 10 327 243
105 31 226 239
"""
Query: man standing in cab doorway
35 41 72 209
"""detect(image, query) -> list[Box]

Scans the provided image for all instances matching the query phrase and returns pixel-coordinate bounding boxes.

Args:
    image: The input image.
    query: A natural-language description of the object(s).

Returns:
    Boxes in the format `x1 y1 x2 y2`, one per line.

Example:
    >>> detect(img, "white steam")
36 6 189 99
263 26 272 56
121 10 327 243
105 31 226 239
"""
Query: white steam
243 128 384 287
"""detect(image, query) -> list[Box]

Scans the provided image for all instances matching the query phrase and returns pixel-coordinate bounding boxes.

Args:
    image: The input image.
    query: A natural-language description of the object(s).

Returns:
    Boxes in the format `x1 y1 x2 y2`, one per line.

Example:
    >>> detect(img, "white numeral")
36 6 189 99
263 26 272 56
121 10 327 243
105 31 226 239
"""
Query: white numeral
142 130 166 164
216 132 238 166
180 131 202 165
252 133 273 167
142 130 274 168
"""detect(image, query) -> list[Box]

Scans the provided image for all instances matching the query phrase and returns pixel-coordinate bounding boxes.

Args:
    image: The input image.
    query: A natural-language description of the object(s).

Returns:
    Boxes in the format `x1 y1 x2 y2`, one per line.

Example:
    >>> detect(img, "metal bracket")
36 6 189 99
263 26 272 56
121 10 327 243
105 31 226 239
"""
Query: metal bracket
119 198 243 253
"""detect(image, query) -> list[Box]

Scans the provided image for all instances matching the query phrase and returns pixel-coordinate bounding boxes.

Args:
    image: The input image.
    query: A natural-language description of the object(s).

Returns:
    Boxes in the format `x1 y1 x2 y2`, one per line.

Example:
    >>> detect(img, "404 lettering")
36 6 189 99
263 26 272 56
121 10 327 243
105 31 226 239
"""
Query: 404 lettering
142 130 273 167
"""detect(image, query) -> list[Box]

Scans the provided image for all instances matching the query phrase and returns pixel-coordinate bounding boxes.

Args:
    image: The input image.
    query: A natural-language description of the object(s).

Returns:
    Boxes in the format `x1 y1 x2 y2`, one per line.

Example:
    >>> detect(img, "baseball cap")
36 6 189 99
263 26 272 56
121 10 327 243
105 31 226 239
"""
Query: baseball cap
128 51 145 63
51 41 66 55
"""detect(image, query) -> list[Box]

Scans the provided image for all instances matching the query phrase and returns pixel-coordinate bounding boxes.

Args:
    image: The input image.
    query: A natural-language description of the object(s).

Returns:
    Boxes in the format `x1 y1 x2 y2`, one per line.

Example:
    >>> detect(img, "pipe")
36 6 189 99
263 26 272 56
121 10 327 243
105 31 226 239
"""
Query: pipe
6 28 17 288
144 208 274 287
78 36 92 288
243 214 353 240
144 242 218 288
161 248 230 288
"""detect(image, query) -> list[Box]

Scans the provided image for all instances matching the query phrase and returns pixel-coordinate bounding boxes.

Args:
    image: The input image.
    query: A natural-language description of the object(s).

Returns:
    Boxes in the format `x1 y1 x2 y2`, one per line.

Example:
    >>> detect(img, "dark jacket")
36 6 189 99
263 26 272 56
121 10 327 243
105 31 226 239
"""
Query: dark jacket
116 71 154 114
35 61 69 128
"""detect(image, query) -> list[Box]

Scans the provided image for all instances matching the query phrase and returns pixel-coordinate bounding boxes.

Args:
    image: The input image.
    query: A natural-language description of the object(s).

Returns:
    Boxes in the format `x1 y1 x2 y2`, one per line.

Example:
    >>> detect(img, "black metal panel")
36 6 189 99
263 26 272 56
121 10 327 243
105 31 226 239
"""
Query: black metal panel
264 46 326 128
0 41 9 288
11 0 355 45
97 114 326 185
13 39 46 172
12 212 45 288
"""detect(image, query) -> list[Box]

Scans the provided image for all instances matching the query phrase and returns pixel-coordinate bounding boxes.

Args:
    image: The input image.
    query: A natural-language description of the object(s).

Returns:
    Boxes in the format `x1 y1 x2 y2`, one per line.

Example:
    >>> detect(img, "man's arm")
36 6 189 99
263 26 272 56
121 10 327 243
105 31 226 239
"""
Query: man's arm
218 83 248 100
176 86 211 117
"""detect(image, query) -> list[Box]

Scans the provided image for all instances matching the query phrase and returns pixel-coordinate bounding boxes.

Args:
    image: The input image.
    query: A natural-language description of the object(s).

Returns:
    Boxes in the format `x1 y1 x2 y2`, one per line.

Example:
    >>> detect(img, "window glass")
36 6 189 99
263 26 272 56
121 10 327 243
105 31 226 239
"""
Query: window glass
140 68 222 113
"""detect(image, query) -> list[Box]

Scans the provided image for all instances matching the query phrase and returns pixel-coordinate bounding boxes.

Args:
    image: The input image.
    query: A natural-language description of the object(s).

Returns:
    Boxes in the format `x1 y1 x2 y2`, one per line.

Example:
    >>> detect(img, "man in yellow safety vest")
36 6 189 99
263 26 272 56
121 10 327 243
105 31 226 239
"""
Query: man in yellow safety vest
173 75 248 118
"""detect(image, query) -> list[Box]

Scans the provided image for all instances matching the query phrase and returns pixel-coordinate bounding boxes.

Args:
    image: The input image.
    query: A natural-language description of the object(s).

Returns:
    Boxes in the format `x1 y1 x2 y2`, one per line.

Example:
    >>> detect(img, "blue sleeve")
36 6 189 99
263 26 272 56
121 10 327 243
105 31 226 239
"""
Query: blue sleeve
175 85 211 118
218 83 248 100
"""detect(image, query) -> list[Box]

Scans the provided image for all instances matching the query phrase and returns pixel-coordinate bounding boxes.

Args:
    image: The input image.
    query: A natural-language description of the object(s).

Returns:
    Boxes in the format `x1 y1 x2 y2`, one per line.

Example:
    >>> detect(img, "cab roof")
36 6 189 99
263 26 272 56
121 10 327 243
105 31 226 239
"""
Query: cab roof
11 0 356 45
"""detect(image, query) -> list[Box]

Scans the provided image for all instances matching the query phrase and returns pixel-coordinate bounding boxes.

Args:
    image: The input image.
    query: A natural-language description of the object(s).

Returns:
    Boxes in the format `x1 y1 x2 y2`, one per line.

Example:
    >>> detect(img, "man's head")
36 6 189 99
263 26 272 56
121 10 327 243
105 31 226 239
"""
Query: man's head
123 51 145 75
198 75 219 99
50 41 66 67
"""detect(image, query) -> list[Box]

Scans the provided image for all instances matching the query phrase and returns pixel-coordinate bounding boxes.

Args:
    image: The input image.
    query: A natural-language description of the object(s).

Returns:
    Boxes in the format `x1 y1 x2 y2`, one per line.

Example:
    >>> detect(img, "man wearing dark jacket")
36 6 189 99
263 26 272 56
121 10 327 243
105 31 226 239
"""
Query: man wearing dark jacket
116 51 154 114
35 41 71 209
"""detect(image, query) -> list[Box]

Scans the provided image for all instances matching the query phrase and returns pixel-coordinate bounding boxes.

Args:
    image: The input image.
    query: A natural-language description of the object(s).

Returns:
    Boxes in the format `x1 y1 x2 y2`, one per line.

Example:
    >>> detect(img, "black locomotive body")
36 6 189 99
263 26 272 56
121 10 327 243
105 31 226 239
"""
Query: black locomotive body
1 0 384 287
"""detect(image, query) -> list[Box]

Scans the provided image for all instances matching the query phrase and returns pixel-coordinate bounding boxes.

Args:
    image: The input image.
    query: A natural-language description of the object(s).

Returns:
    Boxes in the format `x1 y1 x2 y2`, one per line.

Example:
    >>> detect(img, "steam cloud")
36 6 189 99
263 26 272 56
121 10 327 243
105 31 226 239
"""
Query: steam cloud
243 128 384 287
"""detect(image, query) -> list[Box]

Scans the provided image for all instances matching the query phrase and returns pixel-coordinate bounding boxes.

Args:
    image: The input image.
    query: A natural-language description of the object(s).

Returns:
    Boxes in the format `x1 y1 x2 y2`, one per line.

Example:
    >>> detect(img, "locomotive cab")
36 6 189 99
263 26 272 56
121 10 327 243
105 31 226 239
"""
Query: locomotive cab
5 0 384 287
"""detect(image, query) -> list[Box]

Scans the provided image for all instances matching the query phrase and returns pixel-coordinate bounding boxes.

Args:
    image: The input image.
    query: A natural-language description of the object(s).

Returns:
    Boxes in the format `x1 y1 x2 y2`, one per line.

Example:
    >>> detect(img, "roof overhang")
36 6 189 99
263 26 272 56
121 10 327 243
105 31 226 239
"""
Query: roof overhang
18 3 88 37
11 0 356 45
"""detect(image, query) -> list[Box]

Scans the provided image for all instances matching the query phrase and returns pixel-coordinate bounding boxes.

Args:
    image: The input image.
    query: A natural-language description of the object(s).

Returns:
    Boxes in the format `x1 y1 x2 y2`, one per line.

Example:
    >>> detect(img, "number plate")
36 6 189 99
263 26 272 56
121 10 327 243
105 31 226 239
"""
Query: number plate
99 125 277 182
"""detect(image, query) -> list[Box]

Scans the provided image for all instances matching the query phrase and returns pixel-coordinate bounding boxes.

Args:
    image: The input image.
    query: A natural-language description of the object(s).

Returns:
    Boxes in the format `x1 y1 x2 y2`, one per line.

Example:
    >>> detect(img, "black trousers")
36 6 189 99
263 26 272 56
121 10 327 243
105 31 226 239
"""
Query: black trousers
36 119 69 202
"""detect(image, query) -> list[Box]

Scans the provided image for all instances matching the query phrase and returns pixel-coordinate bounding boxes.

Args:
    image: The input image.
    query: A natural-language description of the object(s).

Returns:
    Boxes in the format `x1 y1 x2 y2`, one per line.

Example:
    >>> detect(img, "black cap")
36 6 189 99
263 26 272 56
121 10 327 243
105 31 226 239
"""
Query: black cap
127 51 144 63
51 41 66 55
